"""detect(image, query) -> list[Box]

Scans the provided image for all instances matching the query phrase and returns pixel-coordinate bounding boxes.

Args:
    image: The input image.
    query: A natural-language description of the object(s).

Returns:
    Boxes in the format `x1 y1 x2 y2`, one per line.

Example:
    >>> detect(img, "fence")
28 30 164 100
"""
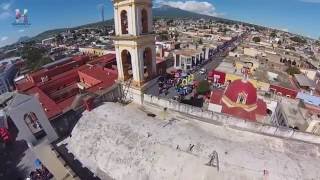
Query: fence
143 94 320 144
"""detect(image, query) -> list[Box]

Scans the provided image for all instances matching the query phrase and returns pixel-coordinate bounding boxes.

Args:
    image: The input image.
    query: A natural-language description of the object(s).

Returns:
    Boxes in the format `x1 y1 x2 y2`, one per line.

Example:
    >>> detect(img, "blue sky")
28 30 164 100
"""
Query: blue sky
0 0 319 47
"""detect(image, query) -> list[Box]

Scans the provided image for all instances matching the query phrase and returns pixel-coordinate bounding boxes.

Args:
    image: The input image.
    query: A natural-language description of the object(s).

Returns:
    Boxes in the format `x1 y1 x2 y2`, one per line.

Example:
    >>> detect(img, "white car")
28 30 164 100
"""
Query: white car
199 68 207 75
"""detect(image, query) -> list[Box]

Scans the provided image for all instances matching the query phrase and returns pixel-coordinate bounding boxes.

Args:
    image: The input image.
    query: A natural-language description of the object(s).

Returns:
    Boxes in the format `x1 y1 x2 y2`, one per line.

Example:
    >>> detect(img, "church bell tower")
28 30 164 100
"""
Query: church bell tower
112 0 156 89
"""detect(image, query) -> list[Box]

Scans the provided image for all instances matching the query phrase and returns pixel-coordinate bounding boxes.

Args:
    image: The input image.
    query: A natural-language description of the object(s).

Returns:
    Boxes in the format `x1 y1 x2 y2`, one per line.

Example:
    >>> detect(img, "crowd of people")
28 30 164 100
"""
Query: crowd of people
27 159 53 180
158 70 197 98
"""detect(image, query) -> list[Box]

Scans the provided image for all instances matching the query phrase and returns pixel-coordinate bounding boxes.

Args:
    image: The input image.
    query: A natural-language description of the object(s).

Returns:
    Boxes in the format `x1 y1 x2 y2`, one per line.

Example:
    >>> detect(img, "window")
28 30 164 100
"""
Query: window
24 112 43 134
143 47 153 80
181 57 185 67
175 58 180 67
141 9 148 34
187 58 192 64
121 10 128 34
236 92 247 105
121 50 132 80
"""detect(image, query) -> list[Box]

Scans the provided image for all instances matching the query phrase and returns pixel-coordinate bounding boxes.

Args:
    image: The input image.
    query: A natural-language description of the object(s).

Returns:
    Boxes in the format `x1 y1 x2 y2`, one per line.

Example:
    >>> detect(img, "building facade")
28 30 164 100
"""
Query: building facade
173 49 204 71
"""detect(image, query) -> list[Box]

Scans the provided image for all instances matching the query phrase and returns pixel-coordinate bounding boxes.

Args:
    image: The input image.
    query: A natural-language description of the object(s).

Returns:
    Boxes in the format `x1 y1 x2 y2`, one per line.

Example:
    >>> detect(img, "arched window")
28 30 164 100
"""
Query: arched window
24 112 42 134
143 47 153 80
121 10 128 34
141 9 148 34
121 50 132 80
236 92 247 105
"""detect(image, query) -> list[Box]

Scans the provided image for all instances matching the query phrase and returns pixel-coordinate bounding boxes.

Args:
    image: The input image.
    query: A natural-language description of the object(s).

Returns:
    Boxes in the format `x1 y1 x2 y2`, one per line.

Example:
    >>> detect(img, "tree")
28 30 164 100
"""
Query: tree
252 36 261 43
197 80 210 95
270 31 277 38
55 34 63 45
292 61 297 66
290 36 306 44
286 66 301 76
159 34 168 41
285 46 296 51
21 44 52 71
198 38 203 45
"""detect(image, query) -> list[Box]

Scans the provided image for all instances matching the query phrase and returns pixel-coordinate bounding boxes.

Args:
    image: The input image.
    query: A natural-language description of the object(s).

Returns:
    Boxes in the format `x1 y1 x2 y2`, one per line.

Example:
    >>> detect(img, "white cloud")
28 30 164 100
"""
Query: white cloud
1 36 8 41
156 0 220 17
1 3 11 10
0 2 12 20
18 29 25 33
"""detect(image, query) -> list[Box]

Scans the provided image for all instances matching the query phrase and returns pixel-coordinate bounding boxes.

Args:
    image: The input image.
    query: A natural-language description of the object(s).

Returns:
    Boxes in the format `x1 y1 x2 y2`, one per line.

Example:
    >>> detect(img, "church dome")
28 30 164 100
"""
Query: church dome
221 79 258 111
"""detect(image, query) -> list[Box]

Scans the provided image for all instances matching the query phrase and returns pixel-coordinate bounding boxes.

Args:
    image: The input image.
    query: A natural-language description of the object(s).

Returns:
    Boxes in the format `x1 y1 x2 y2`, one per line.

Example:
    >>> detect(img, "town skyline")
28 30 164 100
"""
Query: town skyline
1 0 320 47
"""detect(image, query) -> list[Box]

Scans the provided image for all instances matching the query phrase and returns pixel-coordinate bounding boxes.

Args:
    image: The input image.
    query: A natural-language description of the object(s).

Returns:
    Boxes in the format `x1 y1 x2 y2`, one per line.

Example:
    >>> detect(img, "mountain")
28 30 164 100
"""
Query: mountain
27 19 114 42
26 6 228 44
17 36 31 43
7 5 266 47
153 5 213 19
153 5 245 26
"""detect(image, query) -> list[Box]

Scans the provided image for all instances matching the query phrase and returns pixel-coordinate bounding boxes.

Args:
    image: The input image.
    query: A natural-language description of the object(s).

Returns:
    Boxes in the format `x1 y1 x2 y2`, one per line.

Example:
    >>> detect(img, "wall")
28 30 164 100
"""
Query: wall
270 84 298 98
143 94 320 144
244 48 260 57
7 95 58 145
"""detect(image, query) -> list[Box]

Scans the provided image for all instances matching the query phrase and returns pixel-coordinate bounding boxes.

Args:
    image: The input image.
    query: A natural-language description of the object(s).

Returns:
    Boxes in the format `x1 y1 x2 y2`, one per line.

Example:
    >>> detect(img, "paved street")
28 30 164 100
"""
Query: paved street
146 50 234 100
145 34 245 101
0 123 38 180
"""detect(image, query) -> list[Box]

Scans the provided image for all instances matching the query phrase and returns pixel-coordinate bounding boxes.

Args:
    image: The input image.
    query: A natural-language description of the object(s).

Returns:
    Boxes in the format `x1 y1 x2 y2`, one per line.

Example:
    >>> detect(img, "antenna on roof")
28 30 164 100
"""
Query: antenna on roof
98 4 105 23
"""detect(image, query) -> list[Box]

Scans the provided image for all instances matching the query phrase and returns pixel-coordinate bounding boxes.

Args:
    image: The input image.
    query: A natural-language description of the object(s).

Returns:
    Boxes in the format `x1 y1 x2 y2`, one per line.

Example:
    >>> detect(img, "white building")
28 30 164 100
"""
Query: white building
173 49 204 71
41 37 56 46
64 102 320 180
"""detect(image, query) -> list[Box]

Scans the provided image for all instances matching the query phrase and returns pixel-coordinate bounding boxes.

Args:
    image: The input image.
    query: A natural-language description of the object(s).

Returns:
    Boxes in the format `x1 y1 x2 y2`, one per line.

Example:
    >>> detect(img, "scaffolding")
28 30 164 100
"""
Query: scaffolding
119 78 132 104
206 150 219 172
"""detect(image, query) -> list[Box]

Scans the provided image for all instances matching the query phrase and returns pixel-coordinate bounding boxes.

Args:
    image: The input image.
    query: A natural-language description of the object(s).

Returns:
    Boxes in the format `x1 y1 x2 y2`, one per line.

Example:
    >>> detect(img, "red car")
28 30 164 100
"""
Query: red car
0 128 11 144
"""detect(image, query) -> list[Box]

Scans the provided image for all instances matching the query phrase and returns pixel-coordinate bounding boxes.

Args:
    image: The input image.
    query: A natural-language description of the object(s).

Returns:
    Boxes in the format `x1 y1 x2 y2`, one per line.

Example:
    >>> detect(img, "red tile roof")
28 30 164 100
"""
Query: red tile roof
210 90 224 104
15 54 117 120
78 65 118 93
209 89 267 121
25 87 62 119
224 79 257 106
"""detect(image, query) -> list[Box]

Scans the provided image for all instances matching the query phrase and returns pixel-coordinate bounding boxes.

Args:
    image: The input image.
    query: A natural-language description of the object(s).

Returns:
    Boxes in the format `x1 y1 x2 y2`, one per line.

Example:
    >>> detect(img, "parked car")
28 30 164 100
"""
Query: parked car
199 68 207 75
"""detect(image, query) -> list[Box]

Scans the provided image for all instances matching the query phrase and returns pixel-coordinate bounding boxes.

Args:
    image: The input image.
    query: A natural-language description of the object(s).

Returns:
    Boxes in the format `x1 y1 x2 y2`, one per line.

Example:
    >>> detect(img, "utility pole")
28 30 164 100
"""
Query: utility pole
98 4 105 23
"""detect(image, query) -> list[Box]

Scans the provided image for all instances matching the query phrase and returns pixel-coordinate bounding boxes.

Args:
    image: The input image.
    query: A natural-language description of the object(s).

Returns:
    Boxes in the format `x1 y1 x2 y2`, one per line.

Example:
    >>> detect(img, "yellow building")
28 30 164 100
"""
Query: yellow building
79 47 115 57
215 62 270 91
234 61 259 73
225 74 270 91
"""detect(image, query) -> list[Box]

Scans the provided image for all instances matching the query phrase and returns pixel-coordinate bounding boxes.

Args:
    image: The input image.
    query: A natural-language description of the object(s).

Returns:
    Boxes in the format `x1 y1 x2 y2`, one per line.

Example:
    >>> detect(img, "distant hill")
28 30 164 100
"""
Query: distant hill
153 5 213 19
28 19 114 42
22 6 240 45
2 5 271 49
17 36 31 43
153 5 251 26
